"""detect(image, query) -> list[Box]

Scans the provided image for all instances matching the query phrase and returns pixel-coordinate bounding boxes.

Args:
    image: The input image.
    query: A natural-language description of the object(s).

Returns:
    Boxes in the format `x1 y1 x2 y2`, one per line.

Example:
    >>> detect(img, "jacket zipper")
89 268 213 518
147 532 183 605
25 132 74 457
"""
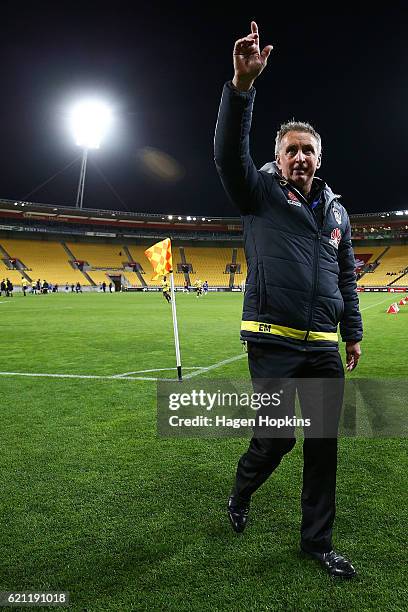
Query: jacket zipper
281 181 333 340
258 261 266 314
304 230 321 340
305 204 334 340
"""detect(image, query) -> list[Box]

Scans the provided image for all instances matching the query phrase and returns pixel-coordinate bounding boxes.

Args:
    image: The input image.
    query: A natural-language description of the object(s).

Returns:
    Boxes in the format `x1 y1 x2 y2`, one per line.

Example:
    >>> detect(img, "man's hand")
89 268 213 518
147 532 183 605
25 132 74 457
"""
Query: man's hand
232 21 273 91
345 341 362 372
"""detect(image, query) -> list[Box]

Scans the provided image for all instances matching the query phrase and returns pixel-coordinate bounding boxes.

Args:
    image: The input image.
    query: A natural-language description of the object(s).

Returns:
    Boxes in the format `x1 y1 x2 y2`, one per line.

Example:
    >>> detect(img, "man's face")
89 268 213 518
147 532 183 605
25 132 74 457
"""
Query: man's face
276 131 321 195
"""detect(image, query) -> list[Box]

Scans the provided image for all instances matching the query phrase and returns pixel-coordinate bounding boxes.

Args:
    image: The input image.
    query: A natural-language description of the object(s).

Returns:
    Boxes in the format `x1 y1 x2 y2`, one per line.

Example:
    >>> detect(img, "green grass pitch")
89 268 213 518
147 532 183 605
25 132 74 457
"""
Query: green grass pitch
0 291 407 611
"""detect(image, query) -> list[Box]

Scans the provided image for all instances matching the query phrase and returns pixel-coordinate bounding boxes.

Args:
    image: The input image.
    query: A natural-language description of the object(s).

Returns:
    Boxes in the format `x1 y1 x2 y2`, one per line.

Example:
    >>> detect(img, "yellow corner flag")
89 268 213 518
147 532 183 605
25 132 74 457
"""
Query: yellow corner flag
144 238 173 280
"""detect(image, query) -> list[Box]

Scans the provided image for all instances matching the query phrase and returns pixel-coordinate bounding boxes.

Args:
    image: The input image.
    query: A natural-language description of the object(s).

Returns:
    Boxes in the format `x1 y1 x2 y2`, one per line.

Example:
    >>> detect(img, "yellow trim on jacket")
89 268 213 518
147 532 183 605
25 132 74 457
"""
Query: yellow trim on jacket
241 321 338 343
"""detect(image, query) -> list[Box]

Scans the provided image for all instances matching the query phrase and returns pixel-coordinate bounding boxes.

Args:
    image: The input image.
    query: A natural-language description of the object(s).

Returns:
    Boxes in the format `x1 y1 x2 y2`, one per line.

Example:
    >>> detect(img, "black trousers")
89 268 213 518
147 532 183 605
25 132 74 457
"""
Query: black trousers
232 341 344 553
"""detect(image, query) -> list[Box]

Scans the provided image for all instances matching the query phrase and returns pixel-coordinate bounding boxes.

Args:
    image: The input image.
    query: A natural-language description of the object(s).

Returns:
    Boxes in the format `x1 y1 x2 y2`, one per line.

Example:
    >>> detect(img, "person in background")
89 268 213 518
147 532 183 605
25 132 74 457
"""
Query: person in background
194 278 203 298
162 276 171 304
6 278 13 297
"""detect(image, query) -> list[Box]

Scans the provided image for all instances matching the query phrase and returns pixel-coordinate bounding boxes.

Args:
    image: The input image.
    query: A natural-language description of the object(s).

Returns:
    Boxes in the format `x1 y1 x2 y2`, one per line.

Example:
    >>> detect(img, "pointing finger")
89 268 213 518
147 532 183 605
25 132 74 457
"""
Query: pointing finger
251 21 258 35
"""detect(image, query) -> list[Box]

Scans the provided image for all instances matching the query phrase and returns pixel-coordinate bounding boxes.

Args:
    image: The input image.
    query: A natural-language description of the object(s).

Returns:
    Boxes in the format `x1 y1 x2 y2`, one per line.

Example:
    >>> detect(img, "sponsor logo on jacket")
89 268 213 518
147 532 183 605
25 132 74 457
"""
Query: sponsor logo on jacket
333 206 342 225
287 191 301 207
329 227 342 249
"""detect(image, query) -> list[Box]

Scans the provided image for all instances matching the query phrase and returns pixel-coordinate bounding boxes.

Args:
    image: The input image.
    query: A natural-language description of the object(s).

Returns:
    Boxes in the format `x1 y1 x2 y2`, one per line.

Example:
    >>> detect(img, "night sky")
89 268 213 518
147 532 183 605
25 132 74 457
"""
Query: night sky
1 5 408 217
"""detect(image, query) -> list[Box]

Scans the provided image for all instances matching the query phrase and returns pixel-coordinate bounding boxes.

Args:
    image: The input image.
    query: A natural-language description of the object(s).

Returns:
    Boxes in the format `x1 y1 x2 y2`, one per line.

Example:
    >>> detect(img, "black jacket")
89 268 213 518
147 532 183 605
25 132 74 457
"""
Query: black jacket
214 81 363 351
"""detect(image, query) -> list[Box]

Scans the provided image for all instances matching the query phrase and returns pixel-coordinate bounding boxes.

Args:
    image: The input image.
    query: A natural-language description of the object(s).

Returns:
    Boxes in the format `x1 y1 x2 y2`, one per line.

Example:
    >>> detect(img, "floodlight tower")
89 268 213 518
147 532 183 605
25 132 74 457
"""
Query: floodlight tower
70 100 112 209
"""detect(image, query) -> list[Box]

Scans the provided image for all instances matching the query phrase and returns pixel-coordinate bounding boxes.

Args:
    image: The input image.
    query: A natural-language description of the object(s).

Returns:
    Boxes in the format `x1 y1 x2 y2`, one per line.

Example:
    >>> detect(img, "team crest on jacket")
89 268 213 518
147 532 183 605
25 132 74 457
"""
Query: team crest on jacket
287 191 301 207
329 227 342 249
333 206 342 225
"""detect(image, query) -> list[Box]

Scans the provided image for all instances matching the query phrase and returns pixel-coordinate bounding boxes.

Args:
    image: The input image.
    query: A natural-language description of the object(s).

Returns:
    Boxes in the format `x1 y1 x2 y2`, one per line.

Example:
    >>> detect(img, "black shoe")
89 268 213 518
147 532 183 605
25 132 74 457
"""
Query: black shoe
227 496 250 533
301 547 357 579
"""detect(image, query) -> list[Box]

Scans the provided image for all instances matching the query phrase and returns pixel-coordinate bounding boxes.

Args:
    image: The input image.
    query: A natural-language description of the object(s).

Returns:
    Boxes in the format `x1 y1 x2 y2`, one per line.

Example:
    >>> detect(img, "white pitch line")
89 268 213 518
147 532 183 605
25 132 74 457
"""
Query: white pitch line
113 366 202 378
183 353 247 379
360 296 396 311
0 356 247 383
0 371 165 381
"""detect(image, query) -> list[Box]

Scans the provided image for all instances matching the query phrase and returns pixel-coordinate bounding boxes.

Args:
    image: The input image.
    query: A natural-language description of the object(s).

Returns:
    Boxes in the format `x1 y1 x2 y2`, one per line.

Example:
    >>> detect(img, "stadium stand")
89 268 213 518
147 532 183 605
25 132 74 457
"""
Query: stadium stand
236 247 248 280
0 238 86 285
0 267 26 286
66 242 124 267
0 200 407 290
66 242 136 287
1 237 407 290
186 247 233 287
358 246 408 286
353 246 387 265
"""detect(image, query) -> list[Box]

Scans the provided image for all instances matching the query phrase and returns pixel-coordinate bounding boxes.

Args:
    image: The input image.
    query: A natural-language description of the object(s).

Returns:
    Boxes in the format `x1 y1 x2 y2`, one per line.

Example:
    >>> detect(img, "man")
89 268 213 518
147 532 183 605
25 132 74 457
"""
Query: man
6 278 13 297
214 22 362 579
162 276 171 304
21 278 27 296
194 278 203 298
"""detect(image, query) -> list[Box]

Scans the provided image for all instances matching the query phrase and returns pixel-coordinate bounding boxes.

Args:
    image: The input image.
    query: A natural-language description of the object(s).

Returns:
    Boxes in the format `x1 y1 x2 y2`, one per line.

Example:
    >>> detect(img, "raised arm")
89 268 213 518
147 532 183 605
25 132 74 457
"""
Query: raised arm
214 22 273 213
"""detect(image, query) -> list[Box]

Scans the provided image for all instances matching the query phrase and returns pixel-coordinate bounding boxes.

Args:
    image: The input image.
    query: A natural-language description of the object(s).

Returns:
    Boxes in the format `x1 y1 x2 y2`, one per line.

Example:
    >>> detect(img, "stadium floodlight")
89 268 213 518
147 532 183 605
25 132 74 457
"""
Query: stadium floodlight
70 99 112 209
71 100 112 149
168 215 173 220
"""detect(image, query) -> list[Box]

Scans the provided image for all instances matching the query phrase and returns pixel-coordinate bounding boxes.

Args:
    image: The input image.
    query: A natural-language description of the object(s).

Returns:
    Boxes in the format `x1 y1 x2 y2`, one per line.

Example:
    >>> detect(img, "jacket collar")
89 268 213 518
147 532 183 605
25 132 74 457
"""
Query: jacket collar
259 161 341 213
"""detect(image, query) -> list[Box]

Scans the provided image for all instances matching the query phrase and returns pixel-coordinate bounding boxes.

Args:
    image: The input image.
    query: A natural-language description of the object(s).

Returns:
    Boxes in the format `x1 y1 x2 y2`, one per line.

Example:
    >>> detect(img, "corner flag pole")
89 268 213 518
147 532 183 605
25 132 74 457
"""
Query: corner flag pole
144 238 182 382
169 270 182 381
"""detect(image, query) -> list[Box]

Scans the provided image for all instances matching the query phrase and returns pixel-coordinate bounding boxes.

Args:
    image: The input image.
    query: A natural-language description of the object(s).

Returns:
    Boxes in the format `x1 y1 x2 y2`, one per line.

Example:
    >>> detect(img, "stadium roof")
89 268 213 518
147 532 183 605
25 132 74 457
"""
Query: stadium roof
1 198 408 228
